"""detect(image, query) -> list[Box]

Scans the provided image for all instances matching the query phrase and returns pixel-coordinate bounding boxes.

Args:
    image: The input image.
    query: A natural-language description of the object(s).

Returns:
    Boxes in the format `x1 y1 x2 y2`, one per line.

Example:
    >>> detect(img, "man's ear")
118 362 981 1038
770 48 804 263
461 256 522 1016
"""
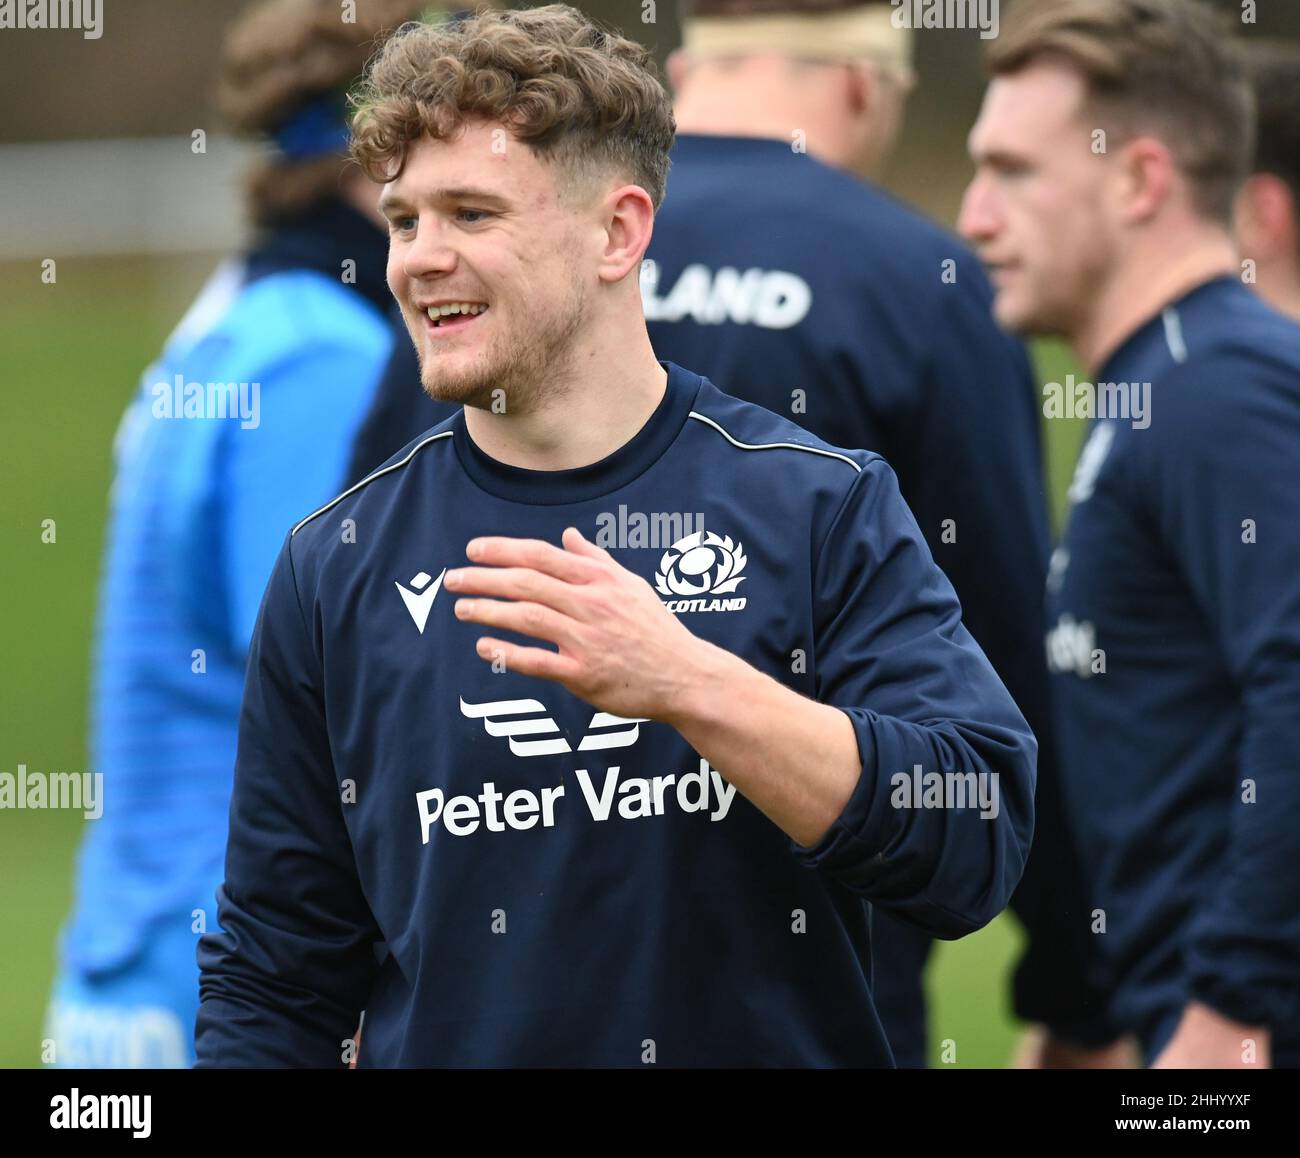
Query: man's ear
598 184 656 284
1235 172 1297 257
845 61 875 117
1113 135 1175 225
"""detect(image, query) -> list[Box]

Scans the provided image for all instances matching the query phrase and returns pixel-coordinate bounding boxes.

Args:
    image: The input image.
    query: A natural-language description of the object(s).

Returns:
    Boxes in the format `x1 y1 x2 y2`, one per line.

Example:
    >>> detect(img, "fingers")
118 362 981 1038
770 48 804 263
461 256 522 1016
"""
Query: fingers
444 565 583 617
454 595 576 646
466 535 603 582
472 637 580 682
562 525 616 563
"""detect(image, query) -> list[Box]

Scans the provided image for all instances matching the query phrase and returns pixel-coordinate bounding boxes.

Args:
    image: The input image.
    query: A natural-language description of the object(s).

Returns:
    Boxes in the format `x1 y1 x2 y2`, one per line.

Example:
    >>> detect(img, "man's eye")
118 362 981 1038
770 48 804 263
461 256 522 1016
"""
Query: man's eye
391 216 417 233
457 208 491 224
993 161 1031 180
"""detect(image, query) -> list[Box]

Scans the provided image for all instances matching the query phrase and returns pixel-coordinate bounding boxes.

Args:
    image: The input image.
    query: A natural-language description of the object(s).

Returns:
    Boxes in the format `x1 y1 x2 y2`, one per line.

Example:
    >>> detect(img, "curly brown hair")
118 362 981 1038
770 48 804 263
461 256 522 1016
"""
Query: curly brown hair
349 5 677 211
679 0 889 16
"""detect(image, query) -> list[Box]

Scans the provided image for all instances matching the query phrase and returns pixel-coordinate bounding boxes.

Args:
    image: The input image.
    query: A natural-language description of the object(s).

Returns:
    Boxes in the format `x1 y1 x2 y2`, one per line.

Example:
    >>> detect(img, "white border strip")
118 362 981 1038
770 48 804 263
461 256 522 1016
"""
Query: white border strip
296 412 861 539
1161 307 1189 364
687 411 862 473
292 430 454 536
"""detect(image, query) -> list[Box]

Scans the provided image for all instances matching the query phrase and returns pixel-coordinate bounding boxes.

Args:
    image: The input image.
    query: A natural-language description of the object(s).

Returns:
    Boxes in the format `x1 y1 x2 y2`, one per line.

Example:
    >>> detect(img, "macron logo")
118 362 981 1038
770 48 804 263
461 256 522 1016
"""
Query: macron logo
396 568 446 634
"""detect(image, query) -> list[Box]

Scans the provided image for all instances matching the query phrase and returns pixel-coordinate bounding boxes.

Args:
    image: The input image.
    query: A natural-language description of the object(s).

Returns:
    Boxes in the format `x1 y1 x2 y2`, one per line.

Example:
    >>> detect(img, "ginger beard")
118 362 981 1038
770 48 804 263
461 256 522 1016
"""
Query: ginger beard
406 251 591 415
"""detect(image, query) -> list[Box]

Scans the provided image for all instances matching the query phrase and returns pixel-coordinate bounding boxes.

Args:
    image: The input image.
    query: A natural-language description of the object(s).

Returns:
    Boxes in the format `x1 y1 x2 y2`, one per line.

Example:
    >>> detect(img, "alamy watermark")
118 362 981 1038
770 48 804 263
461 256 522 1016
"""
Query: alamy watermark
0 0 103 38
49 1089 150 1138
890 764 1000 820
1 764 102 818
1043 375 1150 430
151 376 261 429
891 0 999 40
594 505 704 550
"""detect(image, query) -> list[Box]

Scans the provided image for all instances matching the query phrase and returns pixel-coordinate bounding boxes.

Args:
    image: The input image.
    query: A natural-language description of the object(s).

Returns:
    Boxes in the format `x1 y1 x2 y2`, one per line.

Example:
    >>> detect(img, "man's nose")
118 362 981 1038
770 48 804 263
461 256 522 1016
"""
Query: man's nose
403 218 459 279
957 174 999 245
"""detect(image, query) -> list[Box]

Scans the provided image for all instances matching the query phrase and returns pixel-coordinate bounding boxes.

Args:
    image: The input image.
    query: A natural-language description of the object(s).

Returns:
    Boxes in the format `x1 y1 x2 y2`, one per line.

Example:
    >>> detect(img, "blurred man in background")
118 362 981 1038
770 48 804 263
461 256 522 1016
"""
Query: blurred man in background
646 0 1103 1067
43 0 432 1067
962 0 1300 1067
1235 44 1300 323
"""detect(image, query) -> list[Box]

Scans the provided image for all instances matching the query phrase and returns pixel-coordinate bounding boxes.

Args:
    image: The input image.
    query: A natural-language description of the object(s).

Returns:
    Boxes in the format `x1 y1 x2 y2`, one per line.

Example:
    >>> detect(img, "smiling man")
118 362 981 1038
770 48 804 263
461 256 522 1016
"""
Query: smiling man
195 4 1035 1068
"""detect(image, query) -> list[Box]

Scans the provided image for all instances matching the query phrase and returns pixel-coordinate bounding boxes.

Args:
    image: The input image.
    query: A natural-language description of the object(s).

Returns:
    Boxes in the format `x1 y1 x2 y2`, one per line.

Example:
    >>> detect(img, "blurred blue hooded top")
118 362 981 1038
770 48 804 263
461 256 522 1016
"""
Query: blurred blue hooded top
59 198 395 978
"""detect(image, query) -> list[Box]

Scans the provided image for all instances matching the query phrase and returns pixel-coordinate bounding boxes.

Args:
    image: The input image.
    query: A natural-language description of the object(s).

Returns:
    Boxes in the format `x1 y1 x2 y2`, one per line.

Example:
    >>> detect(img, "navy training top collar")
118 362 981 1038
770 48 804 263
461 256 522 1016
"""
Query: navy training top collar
1098 275 1243 380
671 132 810 160
452 361 702 505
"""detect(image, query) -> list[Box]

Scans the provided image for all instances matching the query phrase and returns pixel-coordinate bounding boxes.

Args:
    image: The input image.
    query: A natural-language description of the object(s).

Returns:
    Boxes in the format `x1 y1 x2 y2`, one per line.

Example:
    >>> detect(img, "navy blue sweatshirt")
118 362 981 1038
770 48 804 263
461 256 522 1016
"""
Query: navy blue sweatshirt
196 361 1035 1067
1048 278 1300 1062
644 134 1099 1055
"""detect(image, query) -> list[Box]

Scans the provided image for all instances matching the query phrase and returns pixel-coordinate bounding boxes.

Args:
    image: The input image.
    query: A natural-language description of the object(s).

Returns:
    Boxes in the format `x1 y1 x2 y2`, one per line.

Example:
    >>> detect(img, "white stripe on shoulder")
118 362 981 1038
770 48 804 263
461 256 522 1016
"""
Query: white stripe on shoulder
1161 307 1189 364
291 430 455 536
686 411 862 473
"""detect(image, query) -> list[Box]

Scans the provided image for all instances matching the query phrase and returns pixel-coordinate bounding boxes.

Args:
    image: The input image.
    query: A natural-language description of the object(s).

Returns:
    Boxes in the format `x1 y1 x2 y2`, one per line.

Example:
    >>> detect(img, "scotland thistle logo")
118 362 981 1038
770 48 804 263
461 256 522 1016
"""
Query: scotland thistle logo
655 531 748 598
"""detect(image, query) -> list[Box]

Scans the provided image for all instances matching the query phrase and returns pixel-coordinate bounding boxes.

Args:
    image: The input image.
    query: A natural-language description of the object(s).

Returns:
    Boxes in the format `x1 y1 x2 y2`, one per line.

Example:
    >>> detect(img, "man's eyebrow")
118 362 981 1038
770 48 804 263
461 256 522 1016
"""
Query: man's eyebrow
378 186 514 213
972 145 1031 169
377 189 413 214
433 186 513 206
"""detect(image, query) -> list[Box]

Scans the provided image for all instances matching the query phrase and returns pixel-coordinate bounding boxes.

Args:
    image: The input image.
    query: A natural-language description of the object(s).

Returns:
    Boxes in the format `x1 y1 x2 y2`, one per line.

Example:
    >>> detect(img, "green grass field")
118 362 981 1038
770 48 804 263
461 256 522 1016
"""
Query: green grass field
0 256 1086 1068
